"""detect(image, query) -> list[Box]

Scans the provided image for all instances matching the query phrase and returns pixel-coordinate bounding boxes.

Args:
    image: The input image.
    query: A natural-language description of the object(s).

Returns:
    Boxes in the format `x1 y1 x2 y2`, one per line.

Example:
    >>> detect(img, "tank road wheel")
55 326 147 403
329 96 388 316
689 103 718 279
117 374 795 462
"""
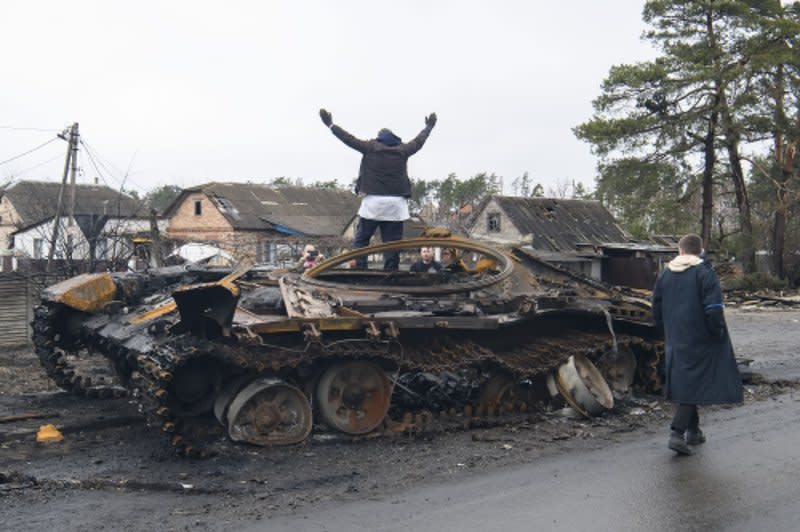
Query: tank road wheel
316 361 393 435
596 345 637 394
479 373 520 416
222 378 312 446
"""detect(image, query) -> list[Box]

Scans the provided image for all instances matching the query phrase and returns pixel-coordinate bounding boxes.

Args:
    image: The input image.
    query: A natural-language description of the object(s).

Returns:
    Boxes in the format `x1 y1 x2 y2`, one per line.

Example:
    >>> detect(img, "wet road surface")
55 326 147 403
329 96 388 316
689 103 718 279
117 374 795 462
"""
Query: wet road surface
257 391 800 532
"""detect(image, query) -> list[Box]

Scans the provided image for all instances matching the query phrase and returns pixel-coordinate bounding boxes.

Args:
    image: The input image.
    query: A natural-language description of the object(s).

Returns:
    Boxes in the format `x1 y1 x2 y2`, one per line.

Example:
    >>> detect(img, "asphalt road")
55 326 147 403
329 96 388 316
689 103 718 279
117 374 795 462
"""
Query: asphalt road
257 390 800 532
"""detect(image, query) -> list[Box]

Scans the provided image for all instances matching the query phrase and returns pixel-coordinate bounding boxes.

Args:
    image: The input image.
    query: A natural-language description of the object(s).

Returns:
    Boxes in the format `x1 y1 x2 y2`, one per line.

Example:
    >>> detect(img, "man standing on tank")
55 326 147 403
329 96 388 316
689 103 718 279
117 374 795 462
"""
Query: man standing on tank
319 108 437 270
651 233 743 456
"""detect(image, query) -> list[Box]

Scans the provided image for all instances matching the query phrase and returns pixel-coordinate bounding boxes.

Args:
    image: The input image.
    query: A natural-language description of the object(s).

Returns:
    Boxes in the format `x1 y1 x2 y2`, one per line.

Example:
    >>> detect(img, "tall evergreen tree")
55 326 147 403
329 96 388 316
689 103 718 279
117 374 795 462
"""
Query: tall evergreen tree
574 0 791 272
735 0 800 277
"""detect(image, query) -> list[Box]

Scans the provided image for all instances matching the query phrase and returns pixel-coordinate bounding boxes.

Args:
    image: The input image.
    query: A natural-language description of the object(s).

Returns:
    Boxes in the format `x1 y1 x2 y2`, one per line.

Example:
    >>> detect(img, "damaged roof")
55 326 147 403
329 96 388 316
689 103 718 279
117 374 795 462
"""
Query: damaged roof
3 180 142 230
473 196 629 252
167 182 361 237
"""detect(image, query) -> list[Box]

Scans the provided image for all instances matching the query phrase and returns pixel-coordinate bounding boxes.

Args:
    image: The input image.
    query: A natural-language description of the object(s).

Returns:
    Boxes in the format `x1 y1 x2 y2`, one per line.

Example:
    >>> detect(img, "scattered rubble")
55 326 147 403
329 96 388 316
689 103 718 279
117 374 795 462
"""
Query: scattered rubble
725 289 800 309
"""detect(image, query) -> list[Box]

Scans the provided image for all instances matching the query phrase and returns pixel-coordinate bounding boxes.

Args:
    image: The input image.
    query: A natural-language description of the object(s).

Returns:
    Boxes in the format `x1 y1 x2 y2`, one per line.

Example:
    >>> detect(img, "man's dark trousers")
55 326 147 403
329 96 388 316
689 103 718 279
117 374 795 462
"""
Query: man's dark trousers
353 218 403 270
671 404 699 432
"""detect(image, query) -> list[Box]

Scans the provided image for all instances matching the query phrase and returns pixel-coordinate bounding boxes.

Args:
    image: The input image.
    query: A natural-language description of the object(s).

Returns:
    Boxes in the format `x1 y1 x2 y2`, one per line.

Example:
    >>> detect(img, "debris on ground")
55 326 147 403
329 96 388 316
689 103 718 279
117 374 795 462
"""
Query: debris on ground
35 424 63 443
725 290 800 309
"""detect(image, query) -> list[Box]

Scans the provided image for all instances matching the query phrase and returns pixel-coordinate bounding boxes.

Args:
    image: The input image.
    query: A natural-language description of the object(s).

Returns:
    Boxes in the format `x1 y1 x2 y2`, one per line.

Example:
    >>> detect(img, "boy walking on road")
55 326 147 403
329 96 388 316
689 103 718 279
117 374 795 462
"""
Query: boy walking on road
652 234 743 455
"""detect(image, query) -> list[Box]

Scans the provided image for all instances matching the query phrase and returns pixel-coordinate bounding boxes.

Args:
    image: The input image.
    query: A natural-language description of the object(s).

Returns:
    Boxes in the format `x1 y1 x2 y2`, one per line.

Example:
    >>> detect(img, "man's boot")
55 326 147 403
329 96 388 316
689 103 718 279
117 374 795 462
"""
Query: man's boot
686 428 706 445
668 430 692 455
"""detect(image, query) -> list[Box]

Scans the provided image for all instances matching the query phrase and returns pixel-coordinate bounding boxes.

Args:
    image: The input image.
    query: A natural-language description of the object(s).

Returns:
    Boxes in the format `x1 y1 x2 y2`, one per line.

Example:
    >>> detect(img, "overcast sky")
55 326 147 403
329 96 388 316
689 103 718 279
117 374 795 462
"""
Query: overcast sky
1 1 658 196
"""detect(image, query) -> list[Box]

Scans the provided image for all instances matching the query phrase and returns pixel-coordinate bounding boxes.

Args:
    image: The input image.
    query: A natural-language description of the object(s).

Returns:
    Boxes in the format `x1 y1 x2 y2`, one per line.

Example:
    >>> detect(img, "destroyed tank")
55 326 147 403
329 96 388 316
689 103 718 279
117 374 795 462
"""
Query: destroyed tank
32 235 663 456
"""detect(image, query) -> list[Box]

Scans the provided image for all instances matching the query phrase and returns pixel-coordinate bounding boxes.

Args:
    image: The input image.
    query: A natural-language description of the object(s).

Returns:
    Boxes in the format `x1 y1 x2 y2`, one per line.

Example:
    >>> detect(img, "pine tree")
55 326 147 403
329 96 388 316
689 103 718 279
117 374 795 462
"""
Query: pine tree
574 0 795 272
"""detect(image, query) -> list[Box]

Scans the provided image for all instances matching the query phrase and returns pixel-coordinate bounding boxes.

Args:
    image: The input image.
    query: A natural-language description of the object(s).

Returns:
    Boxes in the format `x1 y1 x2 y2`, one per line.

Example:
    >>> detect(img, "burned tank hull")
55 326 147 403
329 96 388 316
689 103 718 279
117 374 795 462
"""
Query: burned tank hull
32 237 663 456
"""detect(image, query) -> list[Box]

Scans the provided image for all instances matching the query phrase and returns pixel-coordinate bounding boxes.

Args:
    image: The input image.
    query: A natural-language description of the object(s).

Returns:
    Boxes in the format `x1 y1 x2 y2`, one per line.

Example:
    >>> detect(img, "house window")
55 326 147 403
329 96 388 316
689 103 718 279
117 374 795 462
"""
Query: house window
262 241 274 263
194 200 202 216
96 238 108 260
33 238 44 259
487 212 501 233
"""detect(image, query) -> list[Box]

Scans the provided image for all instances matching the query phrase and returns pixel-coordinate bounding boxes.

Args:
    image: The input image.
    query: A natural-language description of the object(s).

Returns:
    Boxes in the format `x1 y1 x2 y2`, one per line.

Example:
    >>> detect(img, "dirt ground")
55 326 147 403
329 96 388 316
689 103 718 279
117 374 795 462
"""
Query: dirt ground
2 308 799 532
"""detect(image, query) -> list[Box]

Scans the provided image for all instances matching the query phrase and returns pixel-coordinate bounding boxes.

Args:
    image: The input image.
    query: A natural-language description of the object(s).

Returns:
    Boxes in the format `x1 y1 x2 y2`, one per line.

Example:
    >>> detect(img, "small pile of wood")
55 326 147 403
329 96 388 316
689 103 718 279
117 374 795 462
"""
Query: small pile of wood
725 290 800 308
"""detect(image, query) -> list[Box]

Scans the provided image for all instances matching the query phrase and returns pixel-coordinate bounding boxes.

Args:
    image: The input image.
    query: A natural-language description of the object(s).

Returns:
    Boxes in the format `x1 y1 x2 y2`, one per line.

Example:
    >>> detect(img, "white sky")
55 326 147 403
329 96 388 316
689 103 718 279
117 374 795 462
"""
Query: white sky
0 1 657 196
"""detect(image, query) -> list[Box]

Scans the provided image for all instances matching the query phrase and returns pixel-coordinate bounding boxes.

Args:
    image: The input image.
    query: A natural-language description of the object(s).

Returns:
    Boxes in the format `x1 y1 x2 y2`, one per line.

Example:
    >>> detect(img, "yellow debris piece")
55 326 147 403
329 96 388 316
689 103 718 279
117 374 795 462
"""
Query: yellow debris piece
36 424 64 443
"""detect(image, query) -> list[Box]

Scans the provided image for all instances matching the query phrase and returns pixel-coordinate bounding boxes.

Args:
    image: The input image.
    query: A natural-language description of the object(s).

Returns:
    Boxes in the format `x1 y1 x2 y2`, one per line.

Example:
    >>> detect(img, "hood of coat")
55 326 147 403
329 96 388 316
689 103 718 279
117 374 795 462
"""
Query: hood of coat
376 128 402 146
667 254 703 272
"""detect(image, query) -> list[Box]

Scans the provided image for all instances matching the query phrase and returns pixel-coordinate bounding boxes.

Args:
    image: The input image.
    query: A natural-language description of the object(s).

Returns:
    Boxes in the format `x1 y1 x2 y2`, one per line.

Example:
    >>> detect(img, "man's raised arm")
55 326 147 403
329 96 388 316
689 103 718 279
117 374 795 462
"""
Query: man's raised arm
319 108 371 153
402 113 437 156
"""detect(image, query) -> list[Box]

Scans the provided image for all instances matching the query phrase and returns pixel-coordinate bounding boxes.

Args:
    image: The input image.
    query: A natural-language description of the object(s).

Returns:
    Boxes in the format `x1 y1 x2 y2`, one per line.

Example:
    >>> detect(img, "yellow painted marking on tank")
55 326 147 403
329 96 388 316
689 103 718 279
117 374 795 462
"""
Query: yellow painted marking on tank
336 306 368 318
47 273 117 313
316 318 367 331
172 259 253 299
130 300 177 325
173 279 239 297
249 322 303 333
218 276 241 297
248 318 379 334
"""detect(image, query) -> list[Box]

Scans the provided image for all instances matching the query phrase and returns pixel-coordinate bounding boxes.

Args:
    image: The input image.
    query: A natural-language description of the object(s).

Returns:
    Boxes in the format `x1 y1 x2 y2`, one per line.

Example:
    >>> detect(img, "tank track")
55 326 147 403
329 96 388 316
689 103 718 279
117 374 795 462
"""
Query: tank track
32 299 662 457
31 302 127 399
125 329 662 457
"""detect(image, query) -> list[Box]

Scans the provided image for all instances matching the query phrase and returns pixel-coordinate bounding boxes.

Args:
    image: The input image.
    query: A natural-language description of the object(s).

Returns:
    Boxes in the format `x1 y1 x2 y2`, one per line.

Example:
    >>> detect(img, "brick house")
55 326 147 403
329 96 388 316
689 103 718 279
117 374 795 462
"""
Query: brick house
164 182 361 265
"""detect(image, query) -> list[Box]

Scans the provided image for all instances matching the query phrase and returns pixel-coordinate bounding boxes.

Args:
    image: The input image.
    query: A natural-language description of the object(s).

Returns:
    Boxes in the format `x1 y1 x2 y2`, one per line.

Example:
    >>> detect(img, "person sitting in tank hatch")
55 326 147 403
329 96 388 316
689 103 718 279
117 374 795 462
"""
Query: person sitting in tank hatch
410 246 443 273
441 248 467 273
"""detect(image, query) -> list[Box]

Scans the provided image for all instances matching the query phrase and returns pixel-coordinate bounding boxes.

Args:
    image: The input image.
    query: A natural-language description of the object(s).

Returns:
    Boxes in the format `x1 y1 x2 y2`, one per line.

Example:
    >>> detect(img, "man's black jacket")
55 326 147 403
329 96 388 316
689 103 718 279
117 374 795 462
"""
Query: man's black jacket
330 123 434 197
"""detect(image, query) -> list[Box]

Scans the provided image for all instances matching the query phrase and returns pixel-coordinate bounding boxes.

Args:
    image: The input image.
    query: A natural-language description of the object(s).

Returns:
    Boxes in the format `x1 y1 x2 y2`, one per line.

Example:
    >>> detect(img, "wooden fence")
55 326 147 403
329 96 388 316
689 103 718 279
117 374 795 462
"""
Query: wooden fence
0 273 59 348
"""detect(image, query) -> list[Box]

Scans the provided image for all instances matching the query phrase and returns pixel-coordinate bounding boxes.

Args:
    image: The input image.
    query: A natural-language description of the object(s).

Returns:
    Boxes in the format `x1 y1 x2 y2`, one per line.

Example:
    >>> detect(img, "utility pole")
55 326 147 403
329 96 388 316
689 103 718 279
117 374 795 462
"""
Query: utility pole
148 208 164 268
67 123 79 228
47 122 79 273
66 122 80 266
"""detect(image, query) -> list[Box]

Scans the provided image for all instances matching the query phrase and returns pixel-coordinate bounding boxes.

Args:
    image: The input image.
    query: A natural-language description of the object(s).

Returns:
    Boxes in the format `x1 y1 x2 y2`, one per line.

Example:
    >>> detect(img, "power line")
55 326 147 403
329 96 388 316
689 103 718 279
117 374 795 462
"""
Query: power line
80 139 149 215
9 152 65 176
0 125 61 133
80 139 124 182
81 138 146 193
80 140 112 188
0 137 59 166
